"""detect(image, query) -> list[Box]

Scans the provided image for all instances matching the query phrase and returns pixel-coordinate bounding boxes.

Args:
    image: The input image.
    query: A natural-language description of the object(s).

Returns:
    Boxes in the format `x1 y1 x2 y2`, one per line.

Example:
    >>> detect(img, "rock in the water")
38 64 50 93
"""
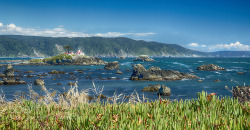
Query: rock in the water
48 70 66 74
72 56 106 65
197 64 226 71
68 82 76 85
2 78 26 85
116 70 122 74
214 79 221 82
24 71 34 74
233 86 250 103
0 81 3 85
130 64 198 81
0 73 5 77
104 61 119 70
57 83 62 85
117 56 125 60
142 84 161 91
34 79 45 85
3 64 15 76
133 55 154 62
157 85 171 96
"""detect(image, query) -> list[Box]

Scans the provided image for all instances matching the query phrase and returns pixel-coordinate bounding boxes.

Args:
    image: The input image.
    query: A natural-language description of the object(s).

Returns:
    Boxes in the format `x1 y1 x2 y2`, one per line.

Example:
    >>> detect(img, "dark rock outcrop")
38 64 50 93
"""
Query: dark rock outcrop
130 64 198 81
48 70 66 74
197 64 226 71
0 65 26 85
104 61 119 70
34 79 45 85
142 84 161 91
71 56 106 65
24 71 34 74
158 85 171 96
133 55 154 62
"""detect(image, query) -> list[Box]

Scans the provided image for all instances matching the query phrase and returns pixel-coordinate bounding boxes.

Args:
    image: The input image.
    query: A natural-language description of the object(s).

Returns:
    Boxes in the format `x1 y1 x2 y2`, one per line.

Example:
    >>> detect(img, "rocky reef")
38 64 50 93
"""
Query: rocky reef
133 55 154 62
104 61 119 70
130 64 198 81
19 55 106 66
197 64 226 71
0 64 26 85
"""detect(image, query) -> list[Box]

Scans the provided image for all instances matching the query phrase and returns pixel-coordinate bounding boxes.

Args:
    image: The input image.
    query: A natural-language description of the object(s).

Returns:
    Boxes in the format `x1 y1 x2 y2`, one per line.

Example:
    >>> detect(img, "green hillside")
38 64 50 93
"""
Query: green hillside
0 35 205 57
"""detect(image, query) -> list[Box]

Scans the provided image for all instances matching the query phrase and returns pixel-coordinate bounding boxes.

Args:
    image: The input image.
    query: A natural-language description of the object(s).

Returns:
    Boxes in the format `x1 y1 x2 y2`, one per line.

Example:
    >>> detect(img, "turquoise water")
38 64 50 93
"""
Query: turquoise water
0 57 249 101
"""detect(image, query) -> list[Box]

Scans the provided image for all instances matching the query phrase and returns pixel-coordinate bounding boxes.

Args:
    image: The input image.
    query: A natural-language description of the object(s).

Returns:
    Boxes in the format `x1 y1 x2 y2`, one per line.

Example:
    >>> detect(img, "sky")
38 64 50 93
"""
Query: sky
0 0 250 52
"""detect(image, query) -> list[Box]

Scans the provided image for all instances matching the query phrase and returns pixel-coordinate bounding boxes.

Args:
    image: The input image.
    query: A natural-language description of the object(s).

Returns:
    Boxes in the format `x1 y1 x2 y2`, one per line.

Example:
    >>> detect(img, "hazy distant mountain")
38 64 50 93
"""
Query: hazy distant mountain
0 35 249 57
208 51 250 57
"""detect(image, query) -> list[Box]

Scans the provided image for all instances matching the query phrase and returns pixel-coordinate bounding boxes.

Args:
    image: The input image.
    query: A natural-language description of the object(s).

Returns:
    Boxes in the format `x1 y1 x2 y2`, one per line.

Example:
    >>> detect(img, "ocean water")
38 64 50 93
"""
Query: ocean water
0 57 249 101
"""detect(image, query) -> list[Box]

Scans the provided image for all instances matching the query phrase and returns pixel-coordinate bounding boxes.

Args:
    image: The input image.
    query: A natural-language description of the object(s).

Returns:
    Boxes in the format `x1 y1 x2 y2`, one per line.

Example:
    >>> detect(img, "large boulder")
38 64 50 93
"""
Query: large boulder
3 64 15 76
133 55 154 62
117 56 125 60
71 56 106 65
34 79 45 85
197 64 226 71
104 61 119 70
158 85 171 96
142 84 161 91
130 64 198 81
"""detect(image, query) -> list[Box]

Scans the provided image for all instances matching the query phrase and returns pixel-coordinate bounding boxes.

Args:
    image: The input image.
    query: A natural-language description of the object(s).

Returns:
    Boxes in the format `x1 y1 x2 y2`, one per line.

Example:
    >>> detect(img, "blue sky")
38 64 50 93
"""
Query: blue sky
0 0 250 51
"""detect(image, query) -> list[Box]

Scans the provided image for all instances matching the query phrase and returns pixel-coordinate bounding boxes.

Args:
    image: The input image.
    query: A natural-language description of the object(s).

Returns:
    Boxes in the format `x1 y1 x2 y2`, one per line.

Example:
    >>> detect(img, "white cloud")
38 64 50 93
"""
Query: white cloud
209 42 250 51
201 45 207 47
189 43 199 47
0 23 156 38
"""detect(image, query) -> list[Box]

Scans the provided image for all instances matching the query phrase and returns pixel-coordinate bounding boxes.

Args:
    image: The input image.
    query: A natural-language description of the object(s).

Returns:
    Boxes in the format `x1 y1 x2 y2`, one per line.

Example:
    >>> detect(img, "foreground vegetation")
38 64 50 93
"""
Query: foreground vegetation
0 84 249 129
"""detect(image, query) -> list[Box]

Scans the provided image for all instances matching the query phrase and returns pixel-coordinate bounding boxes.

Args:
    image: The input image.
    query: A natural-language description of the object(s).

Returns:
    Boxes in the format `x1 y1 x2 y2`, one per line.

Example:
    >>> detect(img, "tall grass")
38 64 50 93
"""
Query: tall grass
0 83 249 129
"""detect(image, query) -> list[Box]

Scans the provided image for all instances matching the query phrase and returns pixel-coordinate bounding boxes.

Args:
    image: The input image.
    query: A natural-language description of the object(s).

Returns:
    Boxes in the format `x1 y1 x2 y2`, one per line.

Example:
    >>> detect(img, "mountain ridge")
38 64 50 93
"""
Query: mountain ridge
0 35 249 57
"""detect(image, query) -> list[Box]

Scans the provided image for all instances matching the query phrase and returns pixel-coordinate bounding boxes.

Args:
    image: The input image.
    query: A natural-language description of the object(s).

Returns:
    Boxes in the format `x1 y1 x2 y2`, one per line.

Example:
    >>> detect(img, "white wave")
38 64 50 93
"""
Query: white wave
121 62 132 66
198 61 203 62
172 62 190 68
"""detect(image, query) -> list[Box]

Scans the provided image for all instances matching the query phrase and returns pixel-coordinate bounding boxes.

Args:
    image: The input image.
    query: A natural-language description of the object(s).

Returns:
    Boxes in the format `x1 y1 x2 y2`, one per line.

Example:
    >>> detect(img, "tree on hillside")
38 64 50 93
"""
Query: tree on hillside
64 45 72 53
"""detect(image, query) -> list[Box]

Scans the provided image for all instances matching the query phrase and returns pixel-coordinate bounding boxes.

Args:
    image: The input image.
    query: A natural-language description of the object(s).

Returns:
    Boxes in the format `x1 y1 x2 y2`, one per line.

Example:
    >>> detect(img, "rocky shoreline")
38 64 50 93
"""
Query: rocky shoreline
130 64 199 81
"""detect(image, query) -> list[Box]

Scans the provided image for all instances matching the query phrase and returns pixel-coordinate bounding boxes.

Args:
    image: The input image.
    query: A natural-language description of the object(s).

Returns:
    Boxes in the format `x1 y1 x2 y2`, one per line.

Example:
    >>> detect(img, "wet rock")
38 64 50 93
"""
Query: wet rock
237 72 245 75
130 64 198 81
157 85 171 96
15 78 20 81
52 78 57 80
142 84 161 91
0 64 4 68
116 70 122 74
198 80 203 82
27 75 34 78
68 72 74 74
214 79 221 82
3 64 14 76
133 55 154 62
24 71 34 74
37 74 48 76
68 82 76 85
48 70 66 74
104 61 119 70
3 78 26 85
57 83 62 85
126 69 130 71
34 79 45 85
197 64 226 71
